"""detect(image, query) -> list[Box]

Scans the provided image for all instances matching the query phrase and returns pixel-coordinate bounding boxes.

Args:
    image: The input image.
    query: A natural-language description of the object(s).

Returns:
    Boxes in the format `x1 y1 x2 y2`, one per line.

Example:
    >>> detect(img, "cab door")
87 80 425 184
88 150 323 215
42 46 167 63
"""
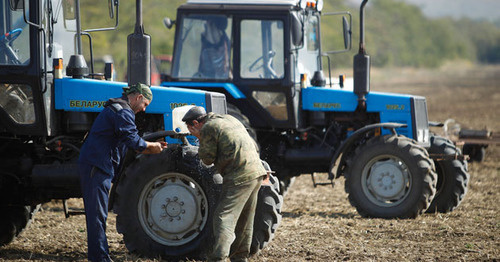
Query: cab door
0 0 45 135
233 12 297 129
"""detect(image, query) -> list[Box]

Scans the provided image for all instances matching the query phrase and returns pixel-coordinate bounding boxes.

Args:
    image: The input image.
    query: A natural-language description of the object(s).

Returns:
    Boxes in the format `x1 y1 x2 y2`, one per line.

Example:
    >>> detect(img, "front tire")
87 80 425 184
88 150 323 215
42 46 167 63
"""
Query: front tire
426 135 469 213
345 135 437 218
0 205 39 246
114 145 220 260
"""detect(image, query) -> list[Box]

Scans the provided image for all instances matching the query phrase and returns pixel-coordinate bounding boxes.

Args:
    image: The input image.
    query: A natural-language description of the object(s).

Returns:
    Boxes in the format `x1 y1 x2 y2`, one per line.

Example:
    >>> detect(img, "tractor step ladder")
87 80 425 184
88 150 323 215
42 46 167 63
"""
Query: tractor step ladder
310 173 335 188
62 199 85 218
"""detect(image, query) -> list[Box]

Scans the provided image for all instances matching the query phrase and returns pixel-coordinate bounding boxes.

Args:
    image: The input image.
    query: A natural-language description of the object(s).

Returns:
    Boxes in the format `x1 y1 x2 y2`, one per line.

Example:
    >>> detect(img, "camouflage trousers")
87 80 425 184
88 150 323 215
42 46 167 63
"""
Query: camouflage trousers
209 176 264 262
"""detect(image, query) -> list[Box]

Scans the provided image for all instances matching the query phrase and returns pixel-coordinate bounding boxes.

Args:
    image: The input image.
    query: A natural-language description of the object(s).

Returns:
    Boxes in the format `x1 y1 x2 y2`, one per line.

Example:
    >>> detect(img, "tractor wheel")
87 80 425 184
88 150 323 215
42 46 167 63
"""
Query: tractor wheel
426 135 470 213
462 143 486 162
344 135 437 219
227 103 258 142
0 205 39 246
114 145 221 260
250 173 283 255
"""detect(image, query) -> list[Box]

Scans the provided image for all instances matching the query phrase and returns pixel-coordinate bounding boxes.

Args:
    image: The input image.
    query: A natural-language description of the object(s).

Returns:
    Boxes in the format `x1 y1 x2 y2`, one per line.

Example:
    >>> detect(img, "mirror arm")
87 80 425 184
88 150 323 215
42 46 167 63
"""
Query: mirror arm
81 32 95 75
23 0 41 28
322 11 352 55
84 1 120 32
321 53 332 87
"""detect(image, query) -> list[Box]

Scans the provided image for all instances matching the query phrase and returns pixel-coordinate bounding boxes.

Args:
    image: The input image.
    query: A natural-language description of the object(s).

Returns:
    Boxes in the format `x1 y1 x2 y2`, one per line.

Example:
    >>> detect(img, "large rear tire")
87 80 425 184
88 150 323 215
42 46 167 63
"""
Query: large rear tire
344 135 437 218
426 135 469 213
250 173 283 255
227 103 258 142
114 145 221 260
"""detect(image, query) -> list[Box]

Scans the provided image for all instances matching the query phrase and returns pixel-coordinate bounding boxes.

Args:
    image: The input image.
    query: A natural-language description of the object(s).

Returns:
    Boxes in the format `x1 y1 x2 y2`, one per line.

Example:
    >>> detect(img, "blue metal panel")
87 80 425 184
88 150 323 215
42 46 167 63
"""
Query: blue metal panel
301 87 358 112
365 92 415 138
365 92 413 113
55 78 210 140
55 78 208 113
162 81 246 99
301 87 417 139
54 78 126 112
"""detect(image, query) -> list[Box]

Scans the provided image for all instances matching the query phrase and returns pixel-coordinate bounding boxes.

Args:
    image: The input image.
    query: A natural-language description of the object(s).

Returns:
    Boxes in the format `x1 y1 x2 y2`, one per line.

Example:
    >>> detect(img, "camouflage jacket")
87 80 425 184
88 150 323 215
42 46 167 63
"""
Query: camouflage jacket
198 113 266 185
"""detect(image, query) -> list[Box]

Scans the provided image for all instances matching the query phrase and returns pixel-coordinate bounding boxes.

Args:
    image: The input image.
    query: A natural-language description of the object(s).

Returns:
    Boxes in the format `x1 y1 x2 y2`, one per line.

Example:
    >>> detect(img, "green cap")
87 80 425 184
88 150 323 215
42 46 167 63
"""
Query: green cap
123 83 153 102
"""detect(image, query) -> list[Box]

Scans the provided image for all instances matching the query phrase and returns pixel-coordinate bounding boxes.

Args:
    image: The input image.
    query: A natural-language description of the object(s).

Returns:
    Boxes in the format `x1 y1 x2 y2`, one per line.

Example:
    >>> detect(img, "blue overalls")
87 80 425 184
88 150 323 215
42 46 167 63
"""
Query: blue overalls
78 96 147 262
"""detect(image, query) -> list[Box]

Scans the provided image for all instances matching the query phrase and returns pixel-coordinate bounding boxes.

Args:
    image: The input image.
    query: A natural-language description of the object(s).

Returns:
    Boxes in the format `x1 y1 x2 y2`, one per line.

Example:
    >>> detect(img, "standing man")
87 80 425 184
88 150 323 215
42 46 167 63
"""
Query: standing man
182 106 267 262
78 83 167 262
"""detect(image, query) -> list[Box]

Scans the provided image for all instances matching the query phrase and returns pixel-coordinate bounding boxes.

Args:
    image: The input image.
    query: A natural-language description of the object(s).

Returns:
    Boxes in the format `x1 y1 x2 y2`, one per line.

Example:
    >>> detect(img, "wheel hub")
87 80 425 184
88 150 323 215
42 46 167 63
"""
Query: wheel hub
139 173 208 246
363 157 410 205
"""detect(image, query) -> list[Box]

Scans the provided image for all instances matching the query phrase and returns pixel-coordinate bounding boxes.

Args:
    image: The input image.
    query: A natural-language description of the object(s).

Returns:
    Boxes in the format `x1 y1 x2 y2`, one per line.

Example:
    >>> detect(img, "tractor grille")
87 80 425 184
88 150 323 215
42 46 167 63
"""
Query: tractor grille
411 97 430 147
205 92 227 115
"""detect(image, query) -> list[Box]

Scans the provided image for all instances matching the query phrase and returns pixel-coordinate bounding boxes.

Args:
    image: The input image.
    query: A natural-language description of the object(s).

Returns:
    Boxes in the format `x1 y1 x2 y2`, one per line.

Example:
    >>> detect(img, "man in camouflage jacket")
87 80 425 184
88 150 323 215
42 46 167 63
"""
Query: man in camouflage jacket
182 106 266 262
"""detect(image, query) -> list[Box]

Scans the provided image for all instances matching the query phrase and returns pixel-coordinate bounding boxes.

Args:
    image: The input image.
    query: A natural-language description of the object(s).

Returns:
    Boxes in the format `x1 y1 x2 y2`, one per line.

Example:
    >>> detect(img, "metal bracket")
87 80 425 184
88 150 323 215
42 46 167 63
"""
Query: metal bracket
310 173 335 188
62 199 85 218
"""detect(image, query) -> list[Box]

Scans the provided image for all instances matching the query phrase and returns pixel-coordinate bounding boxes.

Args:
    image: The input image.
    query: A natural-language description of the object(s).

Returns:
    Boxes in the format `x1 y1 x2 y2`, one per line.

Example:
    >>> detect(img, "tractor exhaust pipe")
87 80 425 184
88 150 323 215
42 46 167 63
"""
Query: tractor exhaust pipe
127 0 151 86
353 0 370 109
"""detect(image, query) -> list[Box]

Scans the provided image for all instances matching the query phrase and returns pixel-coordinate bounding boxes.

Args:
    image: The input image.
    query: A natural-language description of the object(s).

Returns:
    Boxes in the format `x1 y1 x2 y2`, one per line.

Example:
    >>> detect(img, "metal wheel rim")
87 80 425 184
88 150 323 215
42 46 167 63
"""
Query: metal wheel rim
361 154 411 207
138 172 208 246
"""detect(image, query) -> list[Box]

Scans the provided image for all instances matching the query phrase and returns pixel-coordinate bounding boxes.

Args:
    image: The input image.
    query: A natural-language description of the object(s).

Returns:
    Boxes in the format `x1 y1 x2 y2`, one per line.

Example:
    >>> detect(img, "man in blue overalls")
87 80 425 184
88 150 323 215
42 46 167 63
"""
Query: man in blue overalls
78 83 167 262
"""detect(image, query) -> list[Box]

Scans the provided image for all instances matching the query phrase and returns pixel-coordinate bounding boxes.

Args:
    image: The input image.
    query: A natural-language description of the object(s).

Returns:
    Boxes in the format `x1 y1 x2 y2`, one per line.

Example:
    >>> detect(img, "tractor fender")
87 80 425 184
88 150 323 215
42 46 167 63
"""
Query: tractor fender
328 122 406 180
108 130 189 211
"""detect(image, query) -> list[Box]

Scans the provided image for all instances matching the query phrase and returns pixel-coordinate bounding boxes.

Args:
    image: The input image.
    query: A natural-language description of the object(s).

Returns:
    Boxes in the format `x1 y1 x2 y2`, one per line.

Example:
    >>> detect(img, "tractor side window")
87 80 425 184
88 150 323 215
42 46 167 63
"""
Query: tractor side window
306 15 319 52
0 3 30 65
0 83 35 124
252 91 288 121
295 15 320 84
240 19 284 79
172 14 232 80
50 0 77 72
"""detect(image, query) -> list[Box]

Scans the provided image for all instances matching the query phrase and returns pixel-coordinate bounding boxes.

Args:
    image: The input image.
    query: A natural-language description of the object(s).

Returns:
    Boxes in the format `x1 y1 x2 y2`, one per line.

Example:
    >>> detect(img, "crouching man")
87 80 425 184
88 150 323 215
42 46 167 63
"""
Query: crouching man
182 106 266 262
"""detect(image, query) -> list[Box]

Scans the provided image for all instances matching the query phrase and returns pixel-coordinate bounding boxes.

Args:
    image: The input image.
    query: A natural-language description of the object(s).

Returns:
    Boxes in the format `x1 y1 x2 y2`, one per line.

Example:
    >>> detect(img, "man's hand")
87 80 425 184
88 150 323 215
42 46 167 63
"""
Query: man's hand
142 141 168 154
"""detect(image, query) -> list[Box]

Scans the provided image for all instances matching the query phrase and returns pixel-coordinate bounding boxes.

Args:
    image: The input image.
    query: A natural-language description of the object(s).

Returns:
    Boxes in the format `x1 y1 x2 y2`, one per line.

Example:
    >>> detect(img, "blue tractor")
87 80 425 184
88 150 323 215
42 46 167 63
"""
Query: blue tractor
0 0 282 259
161 0 470 219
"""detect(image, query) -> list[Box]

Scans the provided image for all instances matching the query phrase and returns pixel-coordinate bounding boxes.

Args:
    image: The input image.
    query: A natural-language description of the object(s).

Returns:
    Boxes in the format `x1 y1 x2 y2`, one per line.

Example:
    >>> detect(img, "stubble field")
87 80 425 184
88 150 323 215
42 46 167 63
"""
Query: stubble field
0 64 499 261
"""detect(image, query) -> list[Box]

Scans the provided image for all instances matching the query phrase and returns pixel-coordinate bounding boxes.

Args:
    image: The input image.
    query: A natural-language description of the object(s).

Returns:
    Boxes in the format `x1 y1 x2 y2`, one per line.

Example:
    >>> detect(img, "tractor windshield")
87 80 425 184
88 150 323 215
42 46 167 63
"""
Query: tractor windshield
172 14 232 80
0 2 30 65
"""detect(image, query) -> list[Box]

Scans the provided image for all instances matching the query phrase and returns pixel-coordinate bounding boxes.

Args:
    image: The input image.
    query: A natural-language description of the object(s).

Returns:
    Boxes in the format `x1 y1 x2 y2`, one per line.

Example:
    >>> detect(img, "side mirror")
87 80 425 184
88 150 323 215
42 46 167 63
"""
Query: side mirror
291 13 303 47
342 16 350 49
9 0 24 11
322 11 352 54
163 17 175 29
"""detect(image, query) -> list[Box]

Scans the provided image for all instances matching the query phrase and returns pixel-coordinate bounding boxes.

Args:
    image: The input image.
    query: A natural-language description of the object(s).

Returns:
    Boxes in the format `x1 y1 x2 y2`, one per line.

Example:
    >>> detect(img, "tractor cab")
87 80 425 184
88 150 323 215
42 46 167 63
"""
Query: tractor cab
165 0 348 129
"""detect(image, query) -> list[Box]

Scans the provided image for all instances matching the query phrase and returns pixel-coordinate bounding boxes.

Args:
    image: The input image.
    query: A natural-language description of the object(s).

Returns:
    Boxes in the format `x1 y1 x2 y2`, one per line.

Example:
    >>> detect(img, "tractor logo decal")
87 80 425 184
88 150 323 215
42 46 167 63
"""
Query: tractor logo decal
313 102 341 109
170 102 196 110
69 100 106 108
386 104 405 110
